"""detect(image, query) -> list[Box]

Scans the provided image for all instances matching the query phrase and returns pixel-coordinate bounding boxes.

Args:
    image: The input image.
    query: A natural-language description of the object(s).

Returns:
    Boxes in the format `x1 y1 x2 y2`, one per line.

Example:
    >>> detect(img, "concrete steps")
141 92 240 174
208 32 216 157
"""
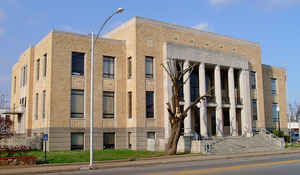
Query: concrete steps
209 135 283 155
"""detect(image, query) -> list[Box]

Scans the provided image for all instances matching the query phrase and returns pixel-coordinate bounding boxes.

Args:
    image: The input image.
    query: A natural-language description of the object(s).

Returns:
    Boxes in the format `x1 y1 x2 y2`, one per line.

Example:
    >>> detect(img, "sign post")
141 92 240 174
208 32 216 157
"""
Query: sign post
43 133 48 162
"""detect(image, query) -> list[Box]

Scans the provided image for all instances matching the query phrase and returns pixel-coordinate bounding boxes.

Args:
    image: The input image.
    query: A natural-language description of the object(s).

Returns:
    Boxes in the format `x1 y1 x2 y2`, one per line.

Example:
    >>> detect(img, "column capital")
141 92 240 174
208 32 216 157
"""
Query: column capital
215 64 220 70
229 67 234 72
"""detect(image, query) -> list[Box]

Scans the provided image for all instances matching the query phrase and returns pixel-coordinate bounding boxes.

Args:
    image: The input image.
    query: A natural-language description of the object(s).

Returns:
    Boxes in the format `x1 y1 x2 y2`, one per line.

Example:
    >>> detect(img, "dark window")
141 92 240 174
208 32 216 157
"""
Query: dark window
71 133 84 150
71 90 84 118
145 56 153 78
36 60 40 81
190 67 199 102
14 76 16 94
103 91 114 118
252 99 257 120
128 57 132 79
43 54 47 77
251 71 256 89
72 52 85 76
128 132 132 149
146 91 154 118
147 132 155 139
103 56 115 79
272 103 279 122
271 78 277 94
35 93 39 120
128 92 132 119
42 91 46 119
103 132 115 149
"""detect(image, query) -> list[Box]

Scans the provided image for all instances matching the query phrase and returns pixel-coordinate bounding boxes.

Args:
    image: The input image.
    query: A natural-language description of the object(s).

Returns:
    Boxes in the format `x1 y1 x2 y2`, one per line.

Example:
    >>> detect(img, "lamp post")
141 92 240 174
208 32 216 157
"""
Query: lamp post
89 8 124 168
276 106 280 133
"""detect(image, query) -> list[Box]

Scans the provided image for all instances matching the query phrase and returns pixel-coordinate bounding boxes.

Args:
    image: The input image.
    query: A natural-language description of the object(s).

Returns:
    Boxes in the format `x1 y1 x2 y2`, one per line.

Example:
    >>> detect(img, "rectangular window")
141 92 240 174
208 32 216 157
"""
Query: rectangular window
14 76 16 94
146 91 154 118
145 56 154 78
36 59 40 81
252 99 257 120
71 89 84 118
42 91 46 119
72 52 85 76
251 71 256 89
271 78 277 94
272 103 279 122
24 65 27 86
128 92 132 119
103 132 115 149
43 54 47 77
71 133 84 150
103 56 115 79
128 57 132 79
147 132 155 139
103 91 114 119
35 93 39 120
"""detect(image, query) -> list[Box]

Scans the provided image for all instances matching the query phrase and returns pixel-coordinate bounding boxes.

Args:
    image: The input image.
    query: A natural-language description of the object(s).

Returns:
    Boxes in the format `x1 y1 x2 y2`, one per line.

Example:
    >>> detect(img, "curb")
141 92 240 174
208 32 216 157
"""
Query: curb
1 148 300 175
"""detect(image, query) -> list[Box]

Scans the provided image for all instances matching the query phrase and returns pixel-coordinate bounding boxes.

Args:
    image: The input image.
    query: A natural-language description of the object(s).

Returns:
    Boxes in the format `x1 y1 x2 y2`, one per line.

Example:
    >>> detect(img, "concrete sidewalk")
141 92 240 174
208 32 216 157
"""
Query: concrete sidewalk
1 148 300 175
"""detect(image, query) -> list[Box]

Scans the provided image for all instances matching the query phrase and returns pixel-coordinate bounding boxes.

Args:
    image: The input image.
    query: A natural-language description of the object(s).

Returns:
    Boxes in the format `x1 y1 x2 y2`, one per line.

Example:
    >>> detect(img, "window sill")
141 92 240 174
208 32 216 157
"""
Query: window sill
71 118 85 120
146 118 155 120
102 118 115 120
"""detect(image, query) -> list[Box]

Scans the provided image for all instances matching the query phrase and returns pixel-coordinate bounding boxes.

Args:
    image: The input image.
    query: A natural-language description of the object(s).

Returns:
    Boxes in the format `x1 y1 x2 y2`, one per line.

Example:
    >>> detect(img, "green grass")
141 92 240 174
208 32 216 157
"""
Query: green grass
27 149 164 164
286 143 300 148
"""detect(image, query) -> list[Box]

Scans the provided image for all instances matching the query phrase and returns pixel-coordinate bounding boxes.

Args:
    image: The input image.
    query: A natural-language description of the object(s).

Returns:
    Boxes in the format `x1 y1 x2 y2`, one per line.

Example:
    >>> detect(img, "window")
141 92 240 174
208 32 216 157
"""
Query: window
14 76 16 94
42 91 46 119
20 65 27 87
251 71 256 89
271 78 277 94
128 92 132 119
71 90 84 118
71 133 84 150
43 54 47 77
36 59 40 81
128 132 132 149
103 91 114 119
72 52 85 76
147 132 155 139
145 56 153 78
103 56 115 79
103 132 115 149
35 93 39 120
128 57 132 79
272 103 279 122
252 99 257 120
146 91 154 118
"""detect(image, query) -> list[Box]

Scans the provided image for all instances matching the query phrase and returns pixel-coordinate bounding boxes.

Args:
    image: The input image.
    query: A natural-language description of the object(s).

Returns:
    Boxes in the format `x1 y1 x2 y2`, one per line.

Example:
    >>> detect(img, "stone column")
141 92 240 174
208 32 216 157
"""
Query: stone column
184 61 192 136
199 63 208 138
214 65 223 137
228 67 237 136
239 69 252 137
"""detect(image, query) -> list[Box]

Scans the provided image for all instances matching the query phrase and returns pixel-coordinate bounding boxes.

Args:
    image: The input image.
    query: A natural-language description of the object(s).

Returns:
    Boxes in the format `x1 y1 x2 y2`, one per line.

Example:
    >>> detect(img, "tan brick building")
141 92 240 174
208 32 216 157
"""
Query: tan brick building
9 17 288 150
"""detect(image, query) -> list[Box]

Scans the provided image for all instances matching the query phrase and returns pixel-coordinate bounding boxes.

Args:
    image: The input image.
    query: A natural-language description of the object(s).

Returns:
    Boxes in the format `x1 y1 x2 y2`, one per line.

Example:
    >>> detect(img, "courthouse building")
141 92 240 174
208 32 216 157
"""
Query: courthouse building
9 17 288 150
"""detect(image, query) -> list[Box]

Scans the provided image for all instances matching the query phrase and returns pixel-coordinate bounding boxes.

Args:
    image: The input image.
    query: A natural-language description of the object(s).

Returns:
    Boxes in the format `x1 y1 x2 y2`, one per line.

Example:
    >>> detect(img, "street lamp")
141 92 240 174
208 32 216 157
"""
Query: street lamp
276 106 280 133
89 8 124 168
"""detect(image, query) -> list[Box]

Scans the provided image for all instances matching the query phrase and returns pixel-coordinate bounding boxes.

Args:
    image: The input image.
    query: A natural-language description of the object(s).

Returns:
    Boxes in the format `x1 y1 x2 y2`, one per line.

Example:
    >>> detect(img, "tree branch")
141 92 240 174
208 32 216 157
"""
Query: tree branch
183 87 214 117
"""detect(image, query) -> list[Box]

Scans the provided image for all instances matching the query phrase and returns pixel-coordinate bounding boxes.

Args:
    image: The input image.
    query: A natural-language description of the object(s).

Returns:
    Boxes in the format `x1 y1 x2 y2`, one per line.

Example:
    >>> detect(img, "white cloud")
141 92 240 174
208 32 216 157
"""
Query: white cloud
57 25 83 34
0 9 5 23
209 0 239 6
0 27 5 37
192 22 210 31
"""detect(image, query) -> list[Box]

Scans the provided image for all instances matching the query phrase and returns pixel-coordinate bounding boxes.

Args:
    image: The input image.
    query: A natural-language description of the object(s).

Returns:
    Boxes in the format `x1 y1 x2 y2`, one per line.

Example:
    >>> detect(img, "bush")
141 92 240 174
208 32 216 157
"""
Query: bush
272 130 285 137
0 145 32 157
284 135 291 143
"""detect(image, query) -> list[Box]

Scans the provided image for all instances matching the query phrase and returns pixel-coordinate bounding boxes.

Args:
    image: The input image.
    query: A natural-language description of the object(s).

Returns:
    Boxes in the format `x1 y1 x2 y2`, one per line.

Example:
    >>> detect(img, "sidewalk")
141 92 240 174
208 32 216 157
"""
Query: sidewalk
1 148 300 175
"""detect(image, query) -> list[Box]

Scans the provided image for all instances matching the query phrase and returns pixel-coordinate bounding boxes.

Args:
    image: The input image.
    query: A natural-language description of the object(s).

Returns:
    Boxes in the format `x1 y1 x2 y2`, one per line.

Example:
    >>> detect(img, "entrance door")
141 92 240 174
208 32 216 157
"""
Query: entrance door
236 109 242 136
211 110 216 136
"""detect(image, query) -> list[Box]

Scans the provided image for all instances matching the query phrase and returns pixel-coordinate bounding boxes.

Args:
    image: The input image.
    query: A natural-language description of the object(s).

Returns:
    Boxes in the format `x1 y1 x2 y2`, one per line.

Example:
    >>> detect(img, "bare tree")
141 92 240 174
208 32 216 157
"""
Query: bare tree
289 101 300 122
161 58 213 155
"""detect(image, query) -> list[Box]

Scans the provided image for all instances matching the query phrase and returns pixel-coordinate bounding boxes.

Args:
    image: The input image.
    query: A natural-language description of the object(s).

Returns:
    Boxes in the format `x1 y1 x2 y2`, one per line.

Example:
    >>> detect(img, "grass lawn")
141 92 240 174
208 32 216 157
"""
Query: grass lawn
27 149 164 164
286 143 300 148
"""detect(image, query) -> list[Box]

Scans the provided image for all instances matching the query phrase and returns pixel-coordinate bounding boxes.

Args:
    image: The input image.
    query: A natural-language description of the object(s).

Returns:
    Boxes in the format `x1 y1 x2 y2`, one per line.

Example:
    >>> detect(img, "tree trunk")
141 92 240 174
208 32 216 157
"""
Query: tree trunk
165 119 182 155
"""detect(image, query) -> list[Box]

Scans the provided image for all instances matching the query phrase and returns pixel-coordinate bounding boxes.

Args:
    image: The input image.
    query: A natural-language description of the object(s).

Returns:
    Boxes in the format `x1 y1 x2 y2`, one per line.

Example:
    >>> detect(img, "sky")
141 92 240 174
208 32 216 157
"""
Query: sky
0 0 299 104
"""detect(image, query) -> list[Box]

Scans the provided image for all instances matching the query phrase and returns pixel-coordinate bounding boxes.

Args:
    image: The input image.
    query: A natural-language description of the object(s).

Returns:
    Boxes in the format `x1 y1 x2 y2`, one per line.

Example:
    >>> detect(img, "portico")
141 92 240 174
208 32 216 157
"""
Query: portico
163 42 252 139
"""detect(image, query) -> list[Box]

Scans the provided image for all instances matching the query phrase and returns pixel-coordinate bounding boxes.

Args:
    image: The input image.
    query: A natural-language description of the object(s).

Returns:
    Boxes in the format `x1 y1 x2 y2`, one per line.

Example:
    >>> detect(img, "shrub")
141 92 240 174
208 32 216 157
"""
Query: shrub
0 145 32 157
272 130 284 137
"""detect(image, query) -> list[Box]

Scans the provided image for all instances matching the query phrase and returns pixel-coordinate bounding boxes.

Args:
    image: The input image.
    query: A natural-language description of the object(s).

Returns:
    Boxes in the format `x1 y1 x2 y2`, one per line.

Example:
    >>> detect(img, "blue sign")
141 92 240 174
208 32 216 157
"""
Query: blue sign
43 134 48 141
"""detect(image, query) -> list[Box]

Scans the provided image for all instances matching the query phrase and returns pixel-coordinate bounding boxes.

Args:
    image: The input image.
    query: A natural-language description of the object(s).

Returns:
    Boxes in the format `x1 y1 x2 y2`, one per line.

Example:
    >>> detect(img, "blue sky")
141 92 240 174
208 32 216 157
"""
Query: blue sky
0 0 299 104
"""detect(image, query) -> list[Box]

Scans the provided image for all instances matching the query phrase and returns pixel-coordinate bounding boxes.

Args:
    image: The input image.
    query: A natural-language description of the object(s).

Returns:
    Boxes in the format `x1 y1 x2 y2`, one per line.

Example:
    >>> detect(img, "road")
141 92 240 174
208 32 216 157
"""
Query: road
44 153 300 175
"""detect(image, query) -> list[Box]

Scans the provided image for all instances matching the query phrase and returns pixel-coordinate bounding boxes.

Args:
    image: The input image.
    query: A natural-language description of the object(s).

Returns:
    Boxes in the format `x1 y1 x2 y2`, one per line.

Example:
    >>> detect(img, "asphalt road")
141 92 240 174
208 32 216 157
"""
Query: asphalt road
44 153 300 175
